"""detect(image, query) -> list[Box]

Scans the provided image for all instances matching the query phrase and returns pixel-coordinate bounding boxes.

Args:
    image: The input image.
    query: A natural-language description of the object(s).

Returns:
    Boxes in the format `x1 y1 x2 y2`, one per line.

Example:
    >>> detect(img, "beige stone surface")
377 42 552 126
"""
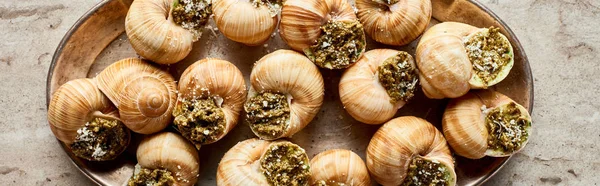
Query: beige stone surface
0 0 599 185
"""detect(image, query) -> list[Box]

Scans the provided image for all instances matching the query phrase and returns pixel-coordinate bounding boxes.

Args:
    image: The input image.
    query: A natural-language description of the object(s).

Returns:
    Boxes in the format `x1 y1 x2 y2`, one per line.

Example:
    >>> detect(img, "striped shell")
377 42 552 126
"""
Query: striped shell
213 0 279 45
310 149 371 186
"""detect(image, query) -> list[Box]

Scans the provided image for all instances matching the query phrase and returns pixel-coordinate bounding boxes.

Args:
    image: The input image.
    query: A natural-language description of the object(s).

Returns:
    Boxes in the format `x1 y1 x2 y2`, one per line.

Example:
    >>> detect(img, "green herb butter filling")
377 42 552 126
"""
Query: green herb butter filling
171 0 212 38
305 20 366 69
464 27 512 84
377 52 418 103
173 97 226 149
316 180 347 186
260 143 311 186
245 92 290 139
402 157 453 186
127 167 175 186
70 117 129 161
252 0 283 16
485 102 530 153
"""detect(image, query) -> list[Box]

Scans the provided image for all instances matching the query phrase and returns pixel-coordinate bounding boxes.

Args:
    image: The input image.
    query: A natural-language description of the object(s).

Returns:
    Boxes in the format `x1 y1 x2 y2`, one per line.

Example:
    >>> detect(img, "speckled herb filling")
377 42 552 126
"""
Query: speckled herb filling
485 102 530 153
70 117 128 161
260 143 311 186
127 167 175 186
316 180 347 186
173 97 226 148
172 0 212 34
465 27 512 84
378 52 418 103
402 157 452 186
245 92 290 139
305 20 366 69
252 0 283 16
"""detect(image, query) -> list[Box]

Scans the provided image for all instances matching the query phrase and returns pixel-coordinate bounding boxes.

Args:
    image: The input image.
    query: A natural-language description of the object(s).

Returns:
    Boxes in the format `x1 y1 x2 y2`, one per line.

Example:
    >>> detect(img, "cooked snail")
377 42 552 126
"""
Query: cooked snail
310 149 371 186
217 138 310 186
127 132 200 186
339 49 418 124
279 0 366 69
96 58 177 134
48 78 130 161
443 90 532 159
356 0 431 46
367 116 456 186
213 0 283 45
125 0 212 64
173 58 247 149
245 50 324 140
416 22 514 99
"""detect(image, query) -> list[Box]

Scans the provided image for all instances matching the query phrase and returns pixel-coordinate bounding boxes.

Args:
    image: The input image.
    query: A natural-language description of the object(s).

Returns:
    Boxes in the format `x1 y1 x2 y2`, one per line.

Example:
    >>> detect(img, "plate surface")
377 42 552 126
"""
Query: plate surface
47 0 533 185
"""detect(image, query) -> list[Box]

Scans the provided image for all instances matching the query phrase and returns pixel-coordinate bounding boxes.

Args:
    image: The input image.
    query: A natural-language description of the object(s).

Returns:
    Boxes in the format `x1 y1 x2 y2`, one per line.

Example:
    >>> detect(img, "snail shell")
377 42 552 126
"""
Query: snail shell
416 22 514 99
217 138 311 186
213 0 282 45
246 50 324 140
356 0 432 46
339 49 418 124
48 78 130 161
96 58 177 134
442 90 532 159
125 0 202 64
134 132 200 185
310 149 371 186
174 58 247 146
367 116 456 186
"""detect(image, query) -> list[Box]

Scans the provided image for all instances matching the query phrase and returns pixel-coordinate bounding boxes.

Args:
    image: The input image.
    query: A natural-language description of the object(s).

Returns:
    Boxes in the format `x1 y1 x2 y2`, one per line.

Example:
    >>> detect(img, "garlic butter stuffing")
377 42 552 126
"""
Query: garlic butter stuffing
260 142 311 185
245 92 290 139
127 166 175 186
280 0 366 69
465 27 513 86
173 59 247 148
71 118 129 161
171 0 212 38
378 52 419 103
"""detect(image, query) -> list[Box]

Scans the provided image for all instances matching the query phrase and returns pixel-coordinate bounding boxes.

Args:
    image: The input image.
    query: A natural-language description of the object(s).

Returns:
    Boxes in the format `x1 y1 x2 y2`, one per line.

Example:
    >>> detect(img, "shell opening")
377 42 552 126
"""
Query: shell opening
304 20 366 69
70 117 129 161
402 157 453 186
252 0 283 17
173 97 226 148
464 27 513 85
485 102 531 154
316 180 348 186
377 52 419 103
245 92 290 139
171 0 213 39
260 143 311 185
127 167 176 186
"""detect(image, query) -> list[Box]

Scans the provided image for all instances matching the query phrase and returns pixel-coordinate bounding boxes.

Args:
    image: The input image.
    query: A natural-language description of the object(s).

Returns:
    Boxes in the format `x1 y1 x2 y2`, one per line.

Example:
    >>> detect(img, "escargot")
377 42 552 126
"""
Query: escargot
173 58 247 149
356 0 431 46
127 132 199 186
367 116 456 186
125 0 212 64
416 22 514 99
279 0 367 69
310 149 371 186
443 90 532 159
48 78 130 161
96 58 177 134
244 50 325 140
217 138 311 186
339 49 418 124
213 0 283 45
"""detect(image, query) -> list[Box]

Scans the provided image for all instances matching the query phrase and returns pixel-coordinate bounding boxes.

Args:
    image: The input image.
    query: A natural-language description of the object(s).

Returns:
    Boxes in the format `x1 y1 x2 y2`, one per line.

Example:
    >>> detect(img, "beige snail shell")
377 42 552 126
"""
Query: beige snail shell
217 138 311 186
48 78 130 161
279 0 366 69
356 0 432 46
367 116 456 186
174 58 247 147
245 50 325 140
125 0 208 64
96 58 177 134
339 49 418 125
309 149 371 186
133 132 200 186
442 90 532 159
416 22 514 99
213 0 282 45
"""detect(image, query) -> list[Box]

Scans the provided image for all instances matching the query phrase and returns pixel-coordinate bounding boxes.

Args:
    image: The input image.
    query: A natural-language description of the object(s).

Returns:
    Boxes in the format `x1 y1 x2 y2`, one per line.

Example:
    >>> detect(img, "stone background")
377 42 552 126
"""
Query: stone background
0 0 599 185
